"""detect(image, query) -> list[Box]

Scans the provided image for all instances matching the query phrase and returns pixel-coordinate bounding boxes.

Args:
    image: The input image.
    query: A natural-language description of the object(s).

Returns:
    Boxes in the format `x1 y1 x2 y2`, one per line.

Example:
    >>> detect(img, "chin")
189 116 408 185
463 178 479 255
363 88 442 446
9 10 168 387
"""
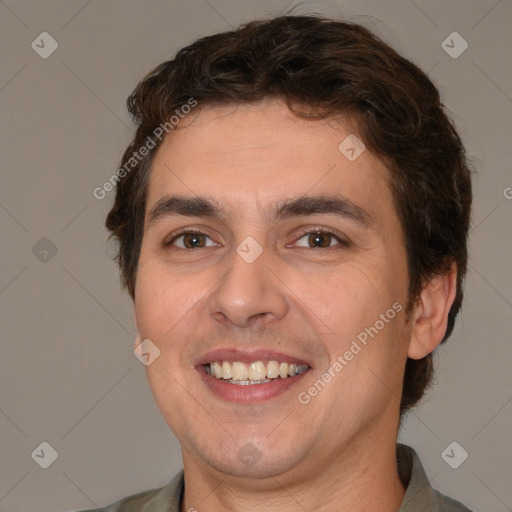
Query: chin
192 434 308 480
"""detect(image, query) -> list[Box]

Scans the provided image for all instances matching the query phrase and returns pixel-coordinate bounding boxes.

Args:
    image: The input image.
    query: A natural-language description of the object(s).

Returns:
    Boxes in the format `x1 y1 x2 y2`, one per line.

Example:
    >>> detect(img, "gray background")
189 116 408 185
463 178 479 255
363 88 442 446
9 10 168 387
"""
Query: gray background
1 0 511 511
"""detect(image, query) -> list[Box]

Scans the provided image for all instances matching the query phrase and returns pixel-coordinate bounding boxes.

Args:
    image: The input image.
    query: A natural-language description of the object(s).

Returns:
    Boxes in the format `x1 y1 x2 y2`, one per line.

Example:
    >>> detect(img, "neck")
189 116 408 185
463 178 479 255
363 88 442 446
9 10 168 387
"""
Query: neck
181 430 406 512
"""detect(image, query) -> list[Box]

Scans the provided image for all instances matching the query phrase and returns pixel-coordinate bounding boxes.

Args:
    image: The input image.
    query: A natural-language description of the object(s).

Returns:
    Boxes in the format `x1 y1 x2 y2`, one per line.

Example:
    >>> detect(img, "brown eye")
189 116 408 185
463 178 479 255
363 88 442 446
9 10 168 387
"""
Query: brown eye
307 232 333 248
182 233 206 248
167 231 216 249
295 230 346 249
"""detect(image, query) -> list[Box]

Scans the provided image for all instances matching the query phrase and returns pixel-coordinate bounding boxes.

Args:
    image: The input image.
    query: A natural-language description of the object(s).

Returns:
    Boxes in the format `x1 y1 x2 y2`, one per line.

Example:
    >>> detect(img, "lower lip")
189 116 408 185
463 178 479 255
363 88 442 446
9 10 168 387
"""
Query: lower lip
198 366 310 402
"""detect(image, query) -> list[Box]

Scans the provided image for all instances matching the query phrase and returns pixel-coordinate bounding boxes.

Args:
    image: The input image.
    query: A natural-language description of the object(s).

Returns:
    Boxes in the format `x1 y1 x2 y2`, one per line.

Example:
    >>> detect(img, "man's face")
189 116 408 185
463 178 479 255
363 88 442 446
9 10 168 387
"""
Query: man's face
135 101 412 479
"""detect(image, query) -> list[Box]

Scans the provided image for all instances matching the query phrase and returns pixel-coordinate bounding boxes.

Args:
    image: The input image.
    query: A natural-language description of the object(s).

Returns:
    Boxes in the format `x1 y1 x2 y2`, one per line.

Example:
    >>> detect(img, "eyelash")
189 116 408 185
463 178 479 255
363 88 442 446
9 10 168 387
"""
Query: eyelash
293 228 351 249
164 228 351 250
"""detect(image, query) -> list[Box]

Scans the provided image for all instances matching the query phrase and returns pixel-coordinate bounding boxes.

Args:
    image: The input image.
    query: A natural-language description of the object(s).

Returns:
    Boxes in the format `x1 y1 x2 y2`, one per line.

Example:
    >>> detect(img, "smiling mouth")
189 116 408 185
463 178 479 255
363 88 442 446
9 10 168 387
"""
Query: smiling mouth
204 360 310 385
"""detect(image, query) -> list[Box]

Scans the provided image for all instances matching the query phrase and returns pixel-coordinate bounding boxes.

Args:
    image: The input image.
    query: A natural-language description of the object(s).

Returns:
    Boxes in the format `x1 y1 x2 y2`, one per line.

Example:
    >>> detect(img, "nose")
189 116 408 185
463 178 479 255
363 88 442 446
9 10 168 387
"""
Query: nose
208 242 289 328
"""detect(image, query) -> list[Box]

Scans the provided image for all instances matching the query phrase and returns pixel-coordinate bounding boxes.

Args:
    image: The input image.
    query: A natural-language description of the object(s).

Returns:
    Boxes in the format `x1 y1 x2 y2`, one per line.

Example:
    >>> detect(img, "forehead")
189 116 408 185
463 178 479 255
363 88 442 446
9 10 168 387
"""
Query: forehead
146 101 394 225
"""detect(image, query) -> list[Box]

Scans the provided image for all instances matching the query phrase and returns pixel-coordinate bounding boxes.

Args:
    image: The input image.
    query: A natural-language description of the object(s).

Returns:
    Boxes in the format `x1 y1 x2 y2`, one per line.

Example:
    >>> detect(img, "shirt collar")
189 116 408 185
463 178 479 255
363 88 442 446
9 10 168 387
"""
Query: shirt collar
140 470 184 512
397 443 439 511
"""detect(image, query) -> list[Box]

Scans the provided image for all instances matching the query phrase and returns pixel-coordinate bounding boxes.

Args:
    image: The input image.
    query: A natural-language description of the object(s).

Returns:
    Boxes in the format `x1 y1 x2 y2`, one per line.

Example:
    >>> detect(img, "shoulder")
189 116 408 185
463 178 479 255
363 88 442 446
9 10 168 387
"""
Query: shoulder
397 444 473 512
92 488 161 511
75 470 184 512
432 488 474 512
76 488 160 512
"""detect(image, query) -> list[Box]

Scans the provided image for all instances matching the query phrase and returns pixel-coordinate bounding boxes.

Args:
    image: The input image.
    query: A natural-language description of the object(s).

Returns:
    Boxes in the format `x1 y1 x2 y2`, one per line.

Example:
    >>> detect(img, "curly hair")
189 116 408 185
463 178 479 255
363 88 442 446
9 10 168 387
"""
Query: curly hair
105 15 472 416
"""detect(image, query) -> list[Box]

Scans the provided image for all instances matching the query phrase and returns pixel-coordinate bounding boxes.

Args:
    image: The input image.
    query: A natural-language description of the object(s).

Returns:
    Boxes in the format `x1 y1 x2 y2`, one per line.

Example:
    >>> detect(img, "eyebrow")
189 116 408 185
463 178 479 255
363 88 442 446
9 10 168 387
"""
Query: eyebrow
147 194 375 229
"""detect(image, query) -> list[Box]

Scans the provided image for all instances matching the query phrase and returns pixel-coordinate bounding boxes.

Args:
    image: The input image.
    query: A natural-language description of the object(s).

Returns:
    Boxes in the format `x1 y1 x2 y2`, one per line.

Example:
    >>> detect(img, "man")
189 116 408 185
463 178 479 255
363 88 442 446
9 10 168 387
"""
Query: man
82 14 473 511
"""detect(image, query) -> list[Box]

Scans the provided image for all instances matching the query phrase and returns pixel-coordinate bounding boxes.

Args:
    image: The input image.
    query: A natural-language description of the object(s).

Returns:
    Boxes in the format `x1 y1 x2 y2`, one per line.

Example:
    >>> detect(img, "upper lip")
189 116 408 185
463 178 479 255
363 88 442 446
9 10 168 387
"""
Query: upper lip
195 348 312 367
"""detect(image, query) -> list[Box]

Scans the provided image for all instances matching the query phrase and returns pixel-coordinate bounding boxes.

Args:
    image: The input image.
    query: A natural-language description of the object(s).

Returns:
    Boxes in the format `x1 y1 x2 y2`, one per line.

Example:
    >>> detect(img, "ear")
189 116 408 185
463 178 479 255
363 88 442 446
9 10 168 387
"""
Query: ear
408 262 458 360
133 307 141 350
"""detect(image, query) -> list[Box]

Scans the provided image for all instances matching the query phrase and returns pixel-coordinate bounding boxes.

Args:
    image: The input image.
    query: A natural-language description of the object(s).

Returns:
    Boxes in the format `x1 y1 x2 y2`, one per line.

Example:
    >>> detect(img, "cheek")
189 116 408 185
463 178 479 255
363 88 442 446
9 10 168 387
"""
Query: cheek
299 258 402 329
134 252 187 340
294 258 408 375
134 256 222 364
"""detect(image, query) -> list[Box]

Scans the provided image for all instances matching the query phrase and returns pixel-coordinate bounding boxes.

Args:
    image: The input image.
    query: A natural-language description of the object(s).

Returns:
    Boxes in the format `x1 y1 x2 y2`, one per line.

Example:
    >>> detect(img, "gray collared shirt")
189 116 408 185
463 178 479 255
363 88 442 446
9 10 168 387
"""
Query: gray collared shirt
79 444 472 511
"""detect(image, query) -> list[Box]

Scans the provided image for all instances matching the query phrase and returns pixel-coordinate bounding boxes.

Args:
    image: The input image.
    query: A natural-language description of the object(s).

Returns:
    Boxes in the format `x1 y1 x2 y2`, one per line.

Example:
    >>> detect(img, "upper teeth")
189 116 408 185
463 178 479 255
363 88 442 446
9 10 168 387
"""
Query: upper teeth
208 360 308 381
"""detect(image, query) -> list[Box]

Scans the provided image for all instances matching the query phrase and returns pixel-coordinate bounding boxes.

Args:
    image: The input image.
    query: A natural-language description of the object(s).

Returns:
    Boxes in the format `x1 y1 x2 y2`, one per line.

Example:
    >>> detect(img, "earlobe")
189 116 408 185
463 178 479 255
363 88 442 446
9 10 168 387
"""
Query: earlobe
408 263 458 360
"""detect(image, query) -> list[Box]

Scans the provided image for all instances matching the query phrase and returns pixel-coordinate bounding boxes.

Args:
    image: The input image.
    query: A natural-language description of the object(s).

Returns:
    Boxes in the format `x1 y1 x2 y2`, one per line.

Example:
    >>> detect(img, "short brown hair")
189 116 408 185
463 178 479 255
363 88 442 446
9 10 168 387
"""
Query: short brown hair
106 15 472 416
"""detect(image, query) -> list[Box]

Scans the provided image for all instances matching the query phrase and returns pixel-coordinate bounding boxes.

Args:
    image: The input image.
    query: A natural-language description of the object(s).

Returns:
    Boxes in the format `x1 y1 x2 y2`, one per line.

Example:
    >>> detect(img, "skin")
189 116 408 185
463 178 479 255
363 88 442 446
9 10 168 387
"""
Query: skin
134 100 457 511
